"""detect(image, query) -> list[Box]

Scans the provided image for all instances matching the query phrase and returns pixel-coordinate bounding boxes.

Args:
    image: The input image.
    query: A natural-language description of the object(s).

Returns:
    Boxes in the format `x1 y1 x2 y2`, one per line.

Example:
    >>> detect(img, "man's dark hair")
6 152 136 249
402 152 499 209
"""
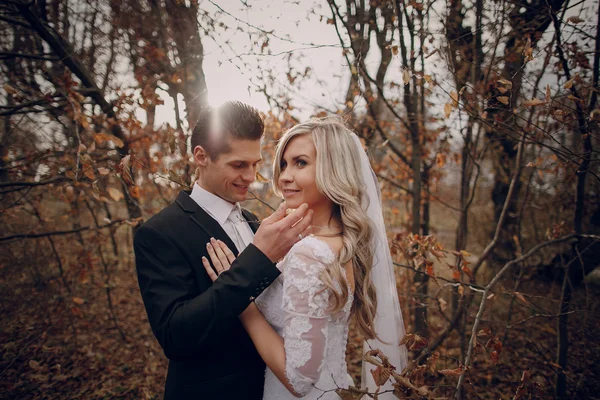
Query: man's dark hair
191 101 264 159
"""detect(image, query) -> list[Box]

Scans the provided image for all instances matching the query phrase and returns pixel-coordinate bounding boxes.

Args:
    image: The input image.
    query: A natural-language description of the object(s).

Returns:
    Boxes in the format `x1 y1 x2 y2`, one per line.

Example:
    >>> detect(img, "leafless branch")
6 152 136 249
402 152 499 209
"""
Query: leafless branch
0 218 137 243
0 176 70 189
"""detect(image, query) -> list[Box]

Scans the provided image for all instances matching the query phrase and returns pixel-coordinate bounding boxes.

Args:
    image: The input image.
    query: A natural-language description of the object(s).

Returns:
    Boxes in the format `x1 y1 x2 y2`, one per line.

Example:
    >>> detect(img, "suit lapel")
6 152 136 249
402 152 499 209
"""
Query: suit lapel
175 191 238 253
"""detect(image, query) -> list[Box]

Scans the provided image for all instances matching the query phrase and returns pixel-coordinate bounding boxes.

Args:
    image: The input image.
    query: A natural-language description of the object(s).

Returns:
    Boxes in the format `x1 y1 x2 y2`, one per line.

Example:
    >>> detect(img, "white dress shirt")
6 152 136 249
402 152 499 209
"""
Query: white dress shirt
189 183 255 253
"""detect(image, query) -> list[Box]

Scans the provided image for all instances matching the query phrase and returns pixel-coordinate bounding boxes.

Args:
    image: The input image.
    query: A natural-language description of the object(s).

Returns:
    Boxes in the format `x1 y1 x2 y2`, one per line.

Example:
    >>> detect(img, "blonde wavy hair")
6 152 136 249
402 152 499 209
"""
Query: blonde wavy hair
272 116 377 339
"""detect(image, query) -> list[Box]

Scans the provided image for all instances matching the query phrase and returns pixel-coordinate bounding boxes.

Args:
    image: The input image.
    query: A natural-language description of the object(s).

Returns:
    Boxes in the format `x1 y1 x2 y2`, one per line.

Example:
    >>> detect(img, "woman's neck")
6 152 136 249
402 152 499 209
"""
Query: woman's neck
308 202 341 234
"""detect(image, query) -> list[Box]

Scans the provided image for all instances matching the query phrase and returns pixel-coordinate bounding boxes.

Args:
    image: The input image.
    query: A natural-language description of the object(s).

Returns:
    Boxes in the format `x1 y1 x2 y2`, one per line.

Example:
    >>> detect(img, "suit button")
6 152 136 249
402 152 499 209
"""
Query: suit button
249 296 255 301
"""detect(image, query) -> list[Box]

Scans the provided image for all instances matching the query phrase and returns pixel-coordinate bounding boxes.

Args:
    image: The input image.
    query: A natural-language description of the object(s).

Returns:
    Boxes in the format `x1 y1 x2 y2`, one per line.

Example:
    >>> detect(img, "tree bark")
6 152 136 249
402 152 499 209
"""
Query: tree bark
164 0 208 133
549 3 595 396
485 0 566 270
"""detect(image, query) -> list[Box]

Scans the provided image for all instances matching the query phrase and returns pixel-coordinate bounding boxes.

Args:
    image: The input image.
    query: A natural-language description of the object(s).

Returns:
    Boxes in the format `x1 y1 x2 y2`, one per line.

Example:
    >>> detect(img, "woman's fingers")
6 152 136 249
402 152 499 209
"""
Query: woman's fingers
202 256 218 282
205 239 237 281
210 238 231 271
217 240 237 265
206 241 223 273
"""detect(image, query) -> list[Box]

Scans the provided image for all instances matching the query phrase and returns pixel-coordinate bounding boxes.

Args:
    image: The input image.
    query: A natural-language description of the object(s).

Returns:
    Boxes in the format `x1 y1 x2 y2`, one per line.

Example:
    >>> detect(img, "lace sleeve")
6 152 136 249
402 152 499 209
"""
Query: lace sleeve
281 242 332 396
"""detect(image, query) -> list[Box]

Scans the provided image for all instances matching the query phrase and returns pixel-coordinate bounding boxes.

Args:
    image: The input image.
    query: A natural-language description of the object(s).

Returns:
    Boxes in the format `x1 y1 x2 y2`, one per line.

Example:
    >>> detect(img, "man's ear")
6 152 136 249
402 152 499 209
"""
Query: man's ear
193 145 210 166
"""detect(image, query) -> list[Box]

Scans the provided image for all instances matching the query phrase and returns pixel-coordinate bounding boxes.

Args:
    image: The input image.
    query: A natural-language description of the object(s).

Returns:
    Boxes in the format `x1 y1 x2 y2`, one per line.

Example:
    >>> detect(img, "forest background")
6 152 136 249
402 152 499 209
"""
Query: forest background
1 0 599 399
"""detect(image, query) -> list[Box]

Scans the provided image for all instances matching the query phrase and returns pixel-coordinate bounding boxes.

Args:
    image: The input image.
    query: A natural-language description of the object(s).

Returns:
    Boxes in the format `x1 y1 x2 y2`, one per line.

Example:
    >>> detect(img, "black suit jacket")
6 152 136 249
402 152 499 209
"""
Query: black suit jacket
134 191 281 400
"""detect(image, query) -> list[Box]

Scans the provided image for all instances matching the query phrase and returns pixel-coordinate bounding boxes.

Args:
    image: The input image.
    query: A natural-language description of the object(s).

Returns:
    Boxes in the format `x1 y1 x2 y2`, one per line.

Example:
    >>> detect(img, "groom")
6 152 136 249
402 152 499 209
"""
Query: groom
134 101 312 400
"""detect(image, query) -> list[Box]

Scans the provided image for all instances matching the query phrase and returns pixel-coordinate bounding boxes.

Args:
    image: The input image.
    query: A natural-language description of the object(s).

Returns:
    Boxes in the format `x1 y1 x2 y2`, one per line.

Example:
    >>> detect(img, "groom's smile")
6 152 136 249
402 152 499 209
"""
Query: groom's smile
233 182 250 194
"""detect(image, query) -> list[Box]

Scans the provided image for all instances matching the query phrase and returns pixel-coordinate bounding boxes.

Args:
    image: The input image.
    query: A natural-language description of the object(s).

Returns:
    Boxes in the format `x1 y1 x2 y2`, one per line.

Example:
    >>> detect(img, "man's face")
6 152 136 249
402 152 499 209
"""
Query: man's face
197 138 262 204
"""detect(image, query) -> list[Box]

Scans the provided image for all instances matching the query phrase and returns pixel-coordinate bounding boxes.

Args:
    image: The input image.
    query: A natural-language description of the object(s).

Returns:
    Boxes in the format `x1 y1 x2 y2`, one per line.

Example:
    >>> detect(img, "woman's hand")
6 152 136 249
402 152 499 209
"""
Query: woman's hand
202 238 237 281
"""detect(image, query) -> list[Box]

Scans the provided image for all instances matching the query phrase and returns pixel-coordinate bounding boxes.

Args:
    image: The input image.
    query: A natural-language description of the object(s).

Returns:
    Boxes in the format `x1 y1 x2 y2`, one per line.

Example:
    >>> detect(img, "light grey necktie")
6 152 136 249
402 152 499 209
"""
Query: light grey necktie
227 206 246 253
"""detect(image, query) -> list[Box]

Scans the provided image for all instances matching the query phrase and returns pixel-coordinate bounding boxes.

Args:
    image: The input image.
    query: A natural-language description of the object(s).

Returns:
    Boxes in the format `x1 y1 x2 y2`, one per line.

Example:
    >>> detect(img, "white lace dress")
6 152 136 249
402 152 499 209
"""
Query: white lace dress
255 236 354 399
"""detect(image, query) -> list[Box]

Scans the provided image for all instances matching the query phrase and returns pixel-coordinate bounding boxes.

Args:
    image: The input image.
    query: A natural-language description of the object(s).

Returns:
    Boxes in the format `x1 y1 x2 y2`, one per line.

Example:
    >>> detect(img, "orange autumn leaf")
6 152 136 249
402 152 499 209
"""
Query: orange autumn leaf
461 265 474 280
452 270 461 281
522 98 546 107
515 291 528 304
439 365 464 376
130 186 141 200
371 365 391 386
450 90 459 107
72 297 85 305
107 187 124 202
497 78 512 88
402 69 410 84
427 351 440 373
490 350 500 364
335 386 367 400
444 102 452 118
567 16 584 24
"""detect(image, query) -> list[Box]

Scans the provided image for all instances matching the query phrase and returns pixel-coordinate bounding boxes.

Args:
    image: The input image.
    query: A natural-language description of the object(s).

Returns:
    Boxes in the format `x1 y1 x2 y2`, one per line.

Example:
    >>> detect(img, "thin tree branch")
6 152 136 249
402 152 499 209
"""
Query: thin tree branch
0 218 136 243
590 4 600 110
0 52 59 60
0 176 70 188
0 14 32 29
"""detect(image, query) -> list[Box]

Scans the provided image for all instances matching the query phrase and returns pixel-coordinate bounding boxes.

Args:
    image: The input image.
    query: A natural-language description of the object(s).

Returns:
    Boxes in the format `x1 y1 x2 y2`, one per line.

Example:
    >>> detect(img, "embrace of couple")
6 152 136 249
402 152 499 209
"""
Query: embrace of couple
133 101 408 400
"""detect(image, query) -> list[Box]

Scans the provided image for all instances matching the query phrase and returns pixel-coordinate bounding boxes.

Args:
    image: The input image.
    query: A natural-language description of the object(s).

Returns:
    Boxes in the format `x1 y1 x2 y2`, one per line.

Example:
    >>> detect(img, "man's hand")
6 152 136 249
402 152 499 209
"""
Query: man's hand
252 203 313 262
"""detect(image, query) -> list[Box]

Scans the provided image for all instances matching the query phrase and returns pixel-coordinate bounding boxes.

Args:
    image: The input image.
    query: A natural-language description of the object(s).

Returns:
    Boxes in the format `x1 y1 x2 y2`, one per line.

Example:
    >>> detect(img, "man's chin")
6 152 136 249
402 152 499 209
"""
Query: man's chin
230 193 248 203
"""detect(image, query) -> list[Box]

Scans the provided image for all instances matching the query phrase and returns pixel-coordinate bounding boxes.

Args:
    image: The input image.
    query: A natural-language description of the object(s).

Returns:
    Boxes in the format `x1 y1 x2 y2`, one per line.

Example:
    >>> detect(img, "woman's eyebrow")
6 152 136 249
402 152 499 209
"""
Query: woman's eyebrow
291 154 310 160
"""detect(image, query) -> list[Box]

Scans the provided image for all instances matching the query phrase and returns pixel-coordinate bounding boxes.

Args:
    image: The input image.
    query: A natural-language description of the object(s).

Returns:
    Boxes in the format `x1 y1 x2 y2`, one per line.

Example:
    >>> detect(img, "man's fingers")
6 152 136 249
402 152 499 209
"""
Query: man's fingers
251 203 314 263
262 202 286 225
202 256 218 282
217 240 237 264
206 242 222 271
291 209 313 236
281 203 310 229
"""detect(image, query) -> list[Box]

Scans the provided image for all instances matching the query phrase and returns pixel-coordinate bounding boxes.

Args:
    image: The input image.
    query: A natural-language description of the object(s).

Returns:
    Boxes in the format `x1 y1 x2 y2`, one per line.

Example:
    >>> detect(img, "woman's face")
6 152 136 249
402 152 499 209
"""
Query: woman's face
277 134 331 211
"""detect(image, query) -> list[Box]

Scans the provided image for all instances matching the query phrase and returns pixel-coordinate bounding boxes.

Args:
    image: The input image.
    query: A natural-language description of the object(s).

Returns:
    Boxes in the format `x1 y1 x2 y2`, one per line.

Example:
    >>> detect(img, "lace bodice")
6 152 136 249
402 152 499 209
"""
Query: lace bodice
255 236 354 399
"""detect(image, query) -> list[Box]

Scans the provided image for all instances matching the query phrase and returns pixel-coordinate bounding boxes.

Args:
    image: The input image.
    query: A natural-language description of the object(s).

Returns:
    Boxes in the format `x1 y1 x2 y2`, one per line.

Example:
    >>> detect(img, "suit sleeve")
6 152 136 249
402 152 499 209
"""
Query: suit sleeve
134 223 281 361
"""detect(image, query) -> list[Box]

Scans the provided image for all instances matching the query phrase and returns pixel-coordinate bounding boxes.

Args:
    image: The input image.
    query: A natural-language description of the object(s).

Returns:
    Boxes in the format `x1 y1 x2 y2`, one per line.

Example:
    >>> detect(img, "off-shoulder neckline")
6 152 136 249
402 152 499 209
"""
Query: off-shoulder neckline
296 235 337 259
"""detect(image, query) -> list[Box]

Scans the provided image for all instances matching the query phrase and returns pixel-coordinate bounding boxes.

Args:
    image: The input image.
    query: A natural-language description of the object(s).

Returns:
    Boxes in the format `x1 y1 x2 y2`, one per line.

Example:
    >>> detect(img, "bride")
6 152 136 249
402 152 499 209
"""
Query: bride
202 116 408 399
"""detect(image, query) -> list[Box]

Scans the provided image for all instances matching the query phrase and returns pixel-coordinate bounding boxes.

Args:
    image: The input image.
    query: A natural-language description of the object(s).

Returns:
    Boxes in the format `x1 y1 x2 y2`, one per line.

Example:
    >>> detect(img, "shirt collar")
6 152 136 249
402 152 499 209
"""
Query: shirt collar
190 182 239 225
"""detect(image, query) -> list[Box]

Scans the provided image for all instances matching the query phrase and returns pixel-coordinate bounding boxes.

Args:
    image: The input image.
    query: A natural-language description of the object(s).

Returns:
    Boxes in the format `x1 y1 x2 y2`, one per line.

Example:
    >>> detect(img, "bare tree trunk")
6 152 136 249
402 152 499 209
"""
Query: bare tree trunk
550 3 595 396
422 169 430 236
398 0 426 338
486 0 565 270
556 266 572 398
164 0 208 133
